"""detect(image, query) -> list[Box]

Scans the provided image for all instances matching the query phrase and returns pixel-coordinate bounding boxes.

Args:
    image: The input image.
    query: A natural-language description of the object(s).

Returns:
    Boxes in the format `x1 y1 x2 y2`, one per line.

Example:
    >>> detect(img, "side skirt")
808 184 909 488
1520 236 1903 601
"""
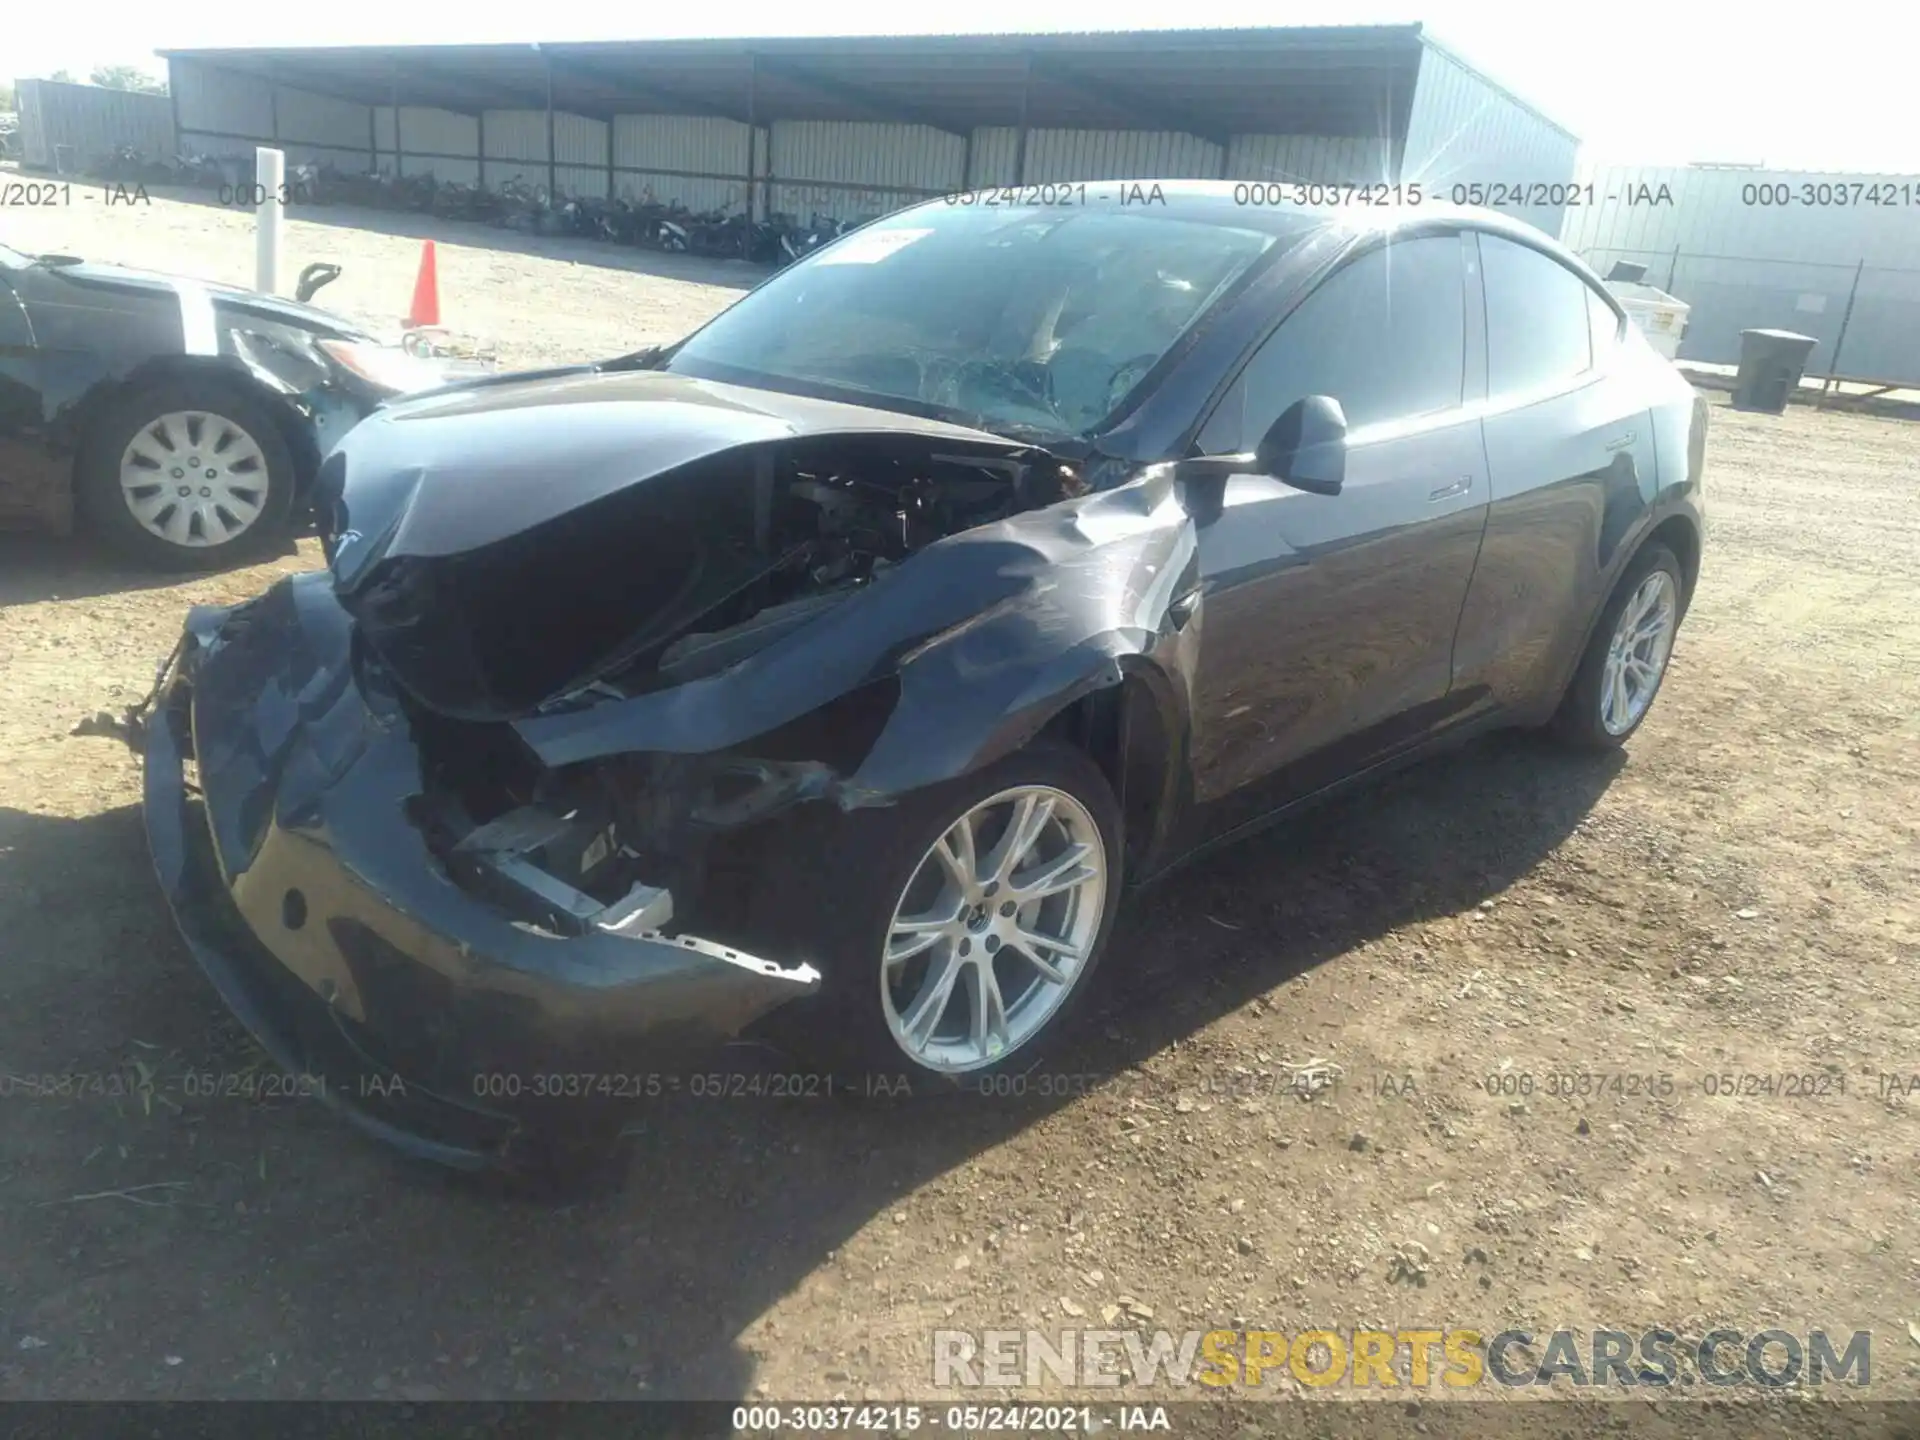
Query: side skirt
1132 708 1517 890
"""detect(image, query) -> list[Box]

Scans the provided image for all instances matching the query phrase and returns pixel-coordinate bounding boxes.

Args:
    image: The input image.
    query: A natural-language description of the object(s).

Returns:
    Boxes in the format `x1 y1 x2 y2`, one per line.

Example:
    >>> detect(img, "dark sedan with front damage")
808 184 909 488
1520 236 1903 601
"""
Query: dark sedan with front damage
132 183 1707 1177
0 241 457 568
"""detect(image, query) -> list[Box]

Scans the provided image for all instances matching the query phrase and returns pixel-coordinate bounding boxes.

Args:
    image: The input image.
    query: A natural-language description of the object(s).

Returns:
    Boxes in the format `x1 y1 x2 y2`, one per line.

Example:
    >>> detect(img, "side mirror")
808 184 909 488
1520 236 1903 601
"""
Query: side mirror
1175 394 1349 507
1255 395 1347 496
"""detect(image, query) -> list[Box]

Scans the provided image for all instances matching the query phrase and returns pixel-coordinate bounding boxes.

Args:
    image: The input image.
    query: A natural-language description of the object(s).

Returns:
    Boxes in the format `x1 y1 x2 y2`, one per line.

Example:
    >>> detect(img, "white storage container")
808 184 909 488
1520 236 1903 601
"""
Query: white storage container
1606 280 1691 360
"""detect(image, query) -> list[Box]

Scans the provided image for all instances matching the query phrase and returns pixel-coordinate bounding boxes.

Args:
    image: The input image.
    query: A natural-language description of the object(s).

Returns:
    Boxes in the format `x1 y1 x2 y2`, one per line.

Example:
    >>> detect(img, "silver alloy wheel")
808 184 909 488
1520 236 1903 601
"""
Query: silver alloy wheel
881 784 1108 1074
1600 569 1678 735
118 410 270 549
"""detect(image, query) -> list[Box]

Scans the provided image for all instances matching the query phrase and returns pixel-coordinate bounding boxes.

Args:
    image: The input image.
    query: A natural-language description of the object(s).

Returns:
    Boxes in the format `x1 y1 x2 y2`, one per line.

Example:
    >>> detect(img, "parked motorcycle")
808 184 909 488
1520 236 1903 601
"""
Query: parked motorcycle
668 208 770 258
559 196 633 244
173 151 228 189
288 161 324 204
743 218 785 264
777 212 849 266
650 208 693 252
429 180 499 223
492 177 553 231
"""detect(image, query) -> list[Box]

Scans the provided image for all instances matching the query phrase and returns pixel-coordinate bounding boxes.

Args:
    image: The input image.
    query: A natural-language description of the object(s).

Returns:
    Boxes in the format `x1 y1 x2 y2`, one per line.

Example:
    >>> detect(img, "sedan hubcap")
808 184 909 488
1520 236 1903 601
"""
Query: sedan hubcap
118 411 269 548
1600 570 1677 735
882 785 1107 1074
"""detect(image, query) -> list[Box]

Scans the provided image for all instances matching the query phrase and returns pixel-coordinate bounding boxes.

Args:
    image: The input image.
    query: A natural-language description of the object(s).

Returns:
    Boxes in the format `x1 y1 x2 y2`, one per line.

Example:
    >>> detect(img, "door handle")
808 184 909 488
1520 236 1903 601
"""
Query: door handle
1427 475 1473 502
1604 432 1637 452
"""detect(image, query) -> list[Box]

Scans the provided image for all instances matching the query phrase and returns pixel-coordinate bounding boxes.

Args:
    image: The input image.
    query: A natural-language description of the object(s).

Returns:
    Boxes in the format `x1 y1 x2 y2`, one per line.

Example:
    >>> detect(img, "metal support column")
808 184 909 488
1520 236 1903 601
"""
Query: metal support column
545 56 557 201
760 122 774 226
1013 54 1032 186
744 54 759 254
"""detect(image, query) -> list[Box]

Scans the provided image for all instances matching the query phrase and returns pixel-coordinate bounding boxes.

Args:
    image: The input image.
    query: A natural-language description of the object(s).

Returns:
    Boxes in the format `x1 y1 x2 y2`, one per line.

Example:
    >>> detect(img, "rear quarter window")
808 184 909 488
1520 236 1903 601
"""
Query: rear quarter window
1480 234 1595 396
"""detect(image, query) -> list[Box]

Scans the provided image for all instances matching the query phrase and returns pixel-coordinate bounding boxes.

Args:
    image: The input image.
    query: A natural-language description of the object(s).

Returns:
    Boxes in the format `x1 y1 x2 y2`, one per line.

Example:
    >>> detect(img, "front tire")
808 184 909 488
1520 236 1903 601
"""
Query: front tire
1550 543 1684 750
75 378 296 571
762 743 1124 1084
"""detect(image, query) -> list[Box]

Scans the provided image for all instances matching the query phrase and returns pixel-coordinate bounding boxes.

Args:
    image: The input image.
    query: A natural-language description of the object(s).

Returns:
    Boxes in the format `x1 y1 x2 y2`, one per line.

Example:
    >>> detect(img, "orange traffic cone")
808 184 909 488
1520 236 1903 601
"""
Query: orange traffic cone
406 240 440 329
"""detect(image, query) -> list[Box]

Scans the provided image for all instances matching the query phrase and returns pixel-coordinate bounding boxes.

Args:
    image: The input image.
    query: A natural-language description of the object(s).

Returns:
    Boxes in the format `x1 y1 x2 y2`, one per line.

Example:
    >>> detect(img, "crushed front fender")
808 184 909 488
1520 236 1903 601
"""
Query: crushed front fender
513 464 1201 801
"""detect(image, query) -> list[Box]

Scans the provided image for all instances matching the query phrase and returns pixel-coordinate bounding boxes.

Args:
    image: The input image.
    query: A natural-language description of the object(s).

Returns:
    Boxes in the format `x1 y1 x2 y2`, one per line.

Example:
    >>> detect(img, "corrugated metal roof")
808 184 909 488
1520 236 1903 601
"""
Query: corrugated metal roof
157 27 1439 143
1415 30 1577 143
1403 42 1581 235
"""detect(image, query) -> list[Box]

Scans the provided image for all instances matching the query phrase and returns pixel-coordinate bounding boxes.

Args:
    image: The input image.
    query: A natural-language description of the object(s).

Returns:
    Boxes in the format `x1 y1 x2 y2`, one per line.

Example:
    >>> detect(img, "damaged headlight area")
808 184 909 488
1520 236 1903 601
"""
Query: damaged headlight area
137 571 853 1172
402 674 901 944
227 326 461 462
336 426 1045 948
315 338 461 398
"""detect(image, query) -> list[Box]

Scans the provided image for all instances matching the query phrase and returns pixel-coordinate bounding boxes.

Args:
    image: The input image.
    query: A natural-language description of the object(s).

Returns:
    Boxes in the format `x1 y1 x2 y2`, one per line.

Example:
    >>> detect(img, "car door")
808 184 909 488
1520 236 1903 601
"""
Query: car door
1180 229 1491 837
1449 231 1662 715
0 260 61 529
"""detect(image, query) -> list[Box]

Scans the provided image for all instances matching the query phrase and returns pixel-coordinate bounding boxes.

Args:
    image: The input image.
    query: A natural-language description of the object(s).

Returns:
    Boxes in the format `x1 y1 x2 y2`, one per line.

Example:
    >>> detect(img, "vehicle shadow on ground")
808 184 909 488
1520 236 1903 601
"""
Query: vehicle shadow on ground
0 533 213 606
144 184 767 293
0 733 1620 1399
0 530 318 610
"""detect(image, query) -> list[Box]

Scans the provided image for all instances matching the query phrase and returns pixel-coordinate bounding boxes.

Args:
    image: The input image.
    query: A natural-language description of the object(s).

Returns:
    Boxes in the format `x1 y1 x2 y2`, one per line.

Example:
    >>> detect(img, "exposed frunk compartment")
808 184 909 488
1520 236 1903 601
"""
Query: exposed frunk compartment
338 435 1053 723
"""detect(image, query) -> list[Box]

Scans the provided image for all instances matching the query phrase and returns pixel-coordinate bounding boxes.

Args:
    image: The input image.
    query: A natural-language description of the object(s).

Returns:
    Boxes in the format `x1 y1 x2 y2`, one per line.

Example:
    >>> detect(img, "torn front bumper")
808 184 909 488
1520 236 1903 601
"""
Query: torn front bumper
141 574 818 1169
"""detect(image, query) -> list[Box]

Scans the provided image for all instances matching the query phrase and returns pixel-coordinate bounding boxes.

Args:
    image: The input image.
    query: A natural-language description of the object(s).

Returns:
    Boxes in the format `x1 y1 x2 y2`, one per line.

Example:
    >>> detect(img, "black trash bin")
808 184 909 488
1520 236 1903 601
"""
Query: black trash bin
1732 329 1818 414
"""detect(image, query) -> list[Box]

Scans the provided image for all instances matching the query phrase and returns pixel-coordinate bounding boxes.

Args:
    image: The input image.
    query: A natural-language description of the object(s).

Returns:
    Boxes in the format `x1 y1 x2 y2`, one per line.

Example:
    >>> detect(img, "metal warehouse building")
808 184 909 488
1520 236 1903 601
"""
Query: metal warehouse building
1562 163 1920 388
15 77 174 171
155 26 1580 234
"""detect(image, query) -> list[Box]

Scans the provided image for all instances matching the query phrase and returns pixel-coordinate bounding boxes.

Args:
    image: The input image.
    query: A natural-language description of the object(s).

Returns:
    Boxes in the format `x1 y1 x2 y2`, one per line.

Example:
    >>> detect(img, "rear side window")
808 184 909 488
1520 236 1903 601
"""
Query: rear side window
1480 234 1594 396
1199 233 1465 448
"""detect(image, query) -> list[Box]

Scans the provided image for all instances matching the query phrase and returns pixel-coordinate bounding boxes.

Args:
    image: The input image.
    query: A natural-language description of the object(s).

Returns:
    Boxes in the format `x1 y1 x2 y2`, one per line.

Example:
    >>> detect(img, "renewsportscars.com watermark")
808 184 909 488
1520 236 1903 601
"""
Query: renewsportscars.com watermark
932 1327 1873 1391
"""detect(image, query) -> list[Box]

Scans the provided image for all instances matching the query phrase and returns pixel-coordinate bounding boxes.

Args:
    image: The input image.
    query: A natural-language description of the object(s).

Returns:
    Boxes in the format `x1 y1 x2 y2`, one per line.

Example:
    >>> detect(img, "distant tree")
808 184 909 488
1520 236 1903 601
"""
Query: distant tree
0 81 14 110
49 69 77 84
91 65 168 95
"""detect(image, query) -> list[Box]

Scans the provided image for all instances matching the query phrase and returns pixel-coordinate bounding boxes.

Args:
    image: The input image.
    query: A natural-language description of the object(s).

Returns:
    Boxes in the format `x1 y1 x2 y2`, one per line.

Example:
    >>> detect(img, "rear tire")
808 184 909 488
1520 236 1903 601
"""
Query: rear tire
76 378 296 572
756 742 1124 1086
1550 543 1684 750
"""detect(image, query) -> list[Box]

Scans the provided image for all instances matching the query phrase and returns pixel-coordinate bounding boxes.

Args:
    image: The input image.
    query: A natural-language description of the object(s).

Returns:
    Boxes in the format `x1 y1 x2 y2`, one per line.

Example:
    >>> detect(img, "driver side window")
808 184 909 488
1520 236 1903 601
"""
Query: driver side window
1199 234 1467 453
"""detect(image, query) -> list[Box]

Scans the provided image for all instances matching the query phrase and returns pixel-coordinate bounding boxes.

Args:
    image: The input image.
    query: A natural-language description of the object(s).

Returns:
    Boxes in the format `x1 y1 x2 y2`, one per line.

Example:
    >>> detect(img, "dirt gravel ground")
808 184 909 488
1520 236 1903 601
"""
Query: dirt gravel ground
1 193 1918 1424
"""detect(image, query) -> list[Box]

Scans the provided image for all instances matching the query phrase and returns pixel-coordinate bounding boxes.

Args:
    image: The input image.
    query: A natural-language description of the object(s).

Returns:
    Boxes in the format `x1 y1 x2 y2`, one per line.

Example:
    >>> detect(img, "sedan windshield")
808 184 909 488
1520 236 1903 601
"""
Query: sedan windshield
664 202 1286 438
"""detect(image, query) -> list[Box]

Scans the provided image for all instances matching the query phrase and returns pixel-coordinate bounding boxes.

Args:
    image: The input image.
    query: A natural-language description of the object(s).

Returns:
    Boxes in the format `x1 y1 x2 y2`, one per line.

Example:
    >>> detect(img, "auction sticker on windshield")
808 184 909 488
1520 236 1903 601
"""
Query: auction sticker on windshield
814 227 933 265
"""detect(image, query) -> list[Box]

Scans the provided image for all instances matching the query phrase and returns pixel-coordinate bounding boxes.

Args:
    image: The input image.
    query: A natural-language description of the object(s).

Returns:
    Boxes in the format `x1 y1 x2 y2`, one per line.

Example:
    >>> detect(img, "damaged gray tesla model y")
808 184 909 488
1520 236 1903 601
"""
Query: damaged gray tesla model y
133 181 1707 1178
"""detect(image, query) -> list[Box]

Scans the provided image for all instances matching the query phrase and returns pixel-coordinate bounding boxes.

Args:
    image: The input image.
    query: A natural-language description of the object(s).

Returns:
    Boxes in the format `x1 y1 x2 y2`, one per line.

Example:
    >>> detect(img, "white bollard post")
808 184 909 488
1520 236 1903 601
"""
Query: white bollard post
255 147 284 295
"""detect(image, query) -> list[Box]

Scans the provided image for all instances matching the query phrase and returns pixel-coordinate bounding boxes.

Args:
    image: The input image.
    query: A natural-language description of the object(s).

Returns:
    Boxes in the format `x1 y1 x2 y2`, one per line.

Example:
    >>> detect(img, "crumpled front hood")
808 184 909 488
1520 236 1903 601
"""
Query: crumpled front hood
323 369 1026 592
